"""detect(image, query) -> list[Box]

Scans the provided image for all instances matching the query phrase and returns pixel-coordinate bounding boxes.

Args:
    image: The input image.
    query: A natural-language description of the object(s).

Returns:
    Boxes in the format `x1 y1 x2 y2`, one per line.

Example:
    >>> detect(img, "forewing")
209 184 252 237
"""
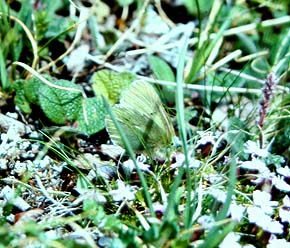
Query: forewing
106 105 148 151
106 81 174 152
121 81 174 141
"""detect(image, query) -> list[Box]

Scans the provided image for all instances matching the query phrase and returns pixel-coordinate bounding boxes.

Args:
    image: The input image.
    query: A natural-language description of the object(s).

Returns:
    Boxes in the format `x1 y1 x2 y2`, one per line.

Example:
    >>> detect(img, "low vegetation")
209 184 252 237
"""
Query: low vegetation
0 0 289 247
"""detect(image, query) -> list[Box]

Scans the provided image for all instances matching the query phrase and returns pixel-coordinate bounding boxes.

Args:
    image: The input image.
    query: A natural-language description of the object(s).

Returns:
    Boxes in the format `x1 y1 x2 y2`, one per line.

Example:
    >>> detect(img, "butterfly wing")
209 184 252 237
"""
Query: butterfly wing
106 81 174 153
106 105 149 151
120 81 174 144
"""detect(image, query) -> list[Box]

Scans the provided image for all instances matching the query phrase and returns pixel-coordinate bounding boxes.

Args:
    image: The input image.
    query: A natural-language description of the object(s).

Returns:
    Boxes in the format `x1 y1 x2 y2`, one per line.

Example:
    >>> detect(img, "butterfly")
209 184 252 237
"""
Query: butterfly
105 81 175 155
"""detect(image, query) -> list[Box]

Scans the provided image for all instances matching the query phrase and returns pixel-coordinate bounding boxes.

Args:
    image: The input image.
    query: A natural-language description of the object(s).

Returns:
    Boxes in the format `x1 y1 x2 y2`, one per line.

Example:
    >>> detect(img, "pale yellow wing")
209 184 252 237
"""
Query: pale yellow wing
106 81 174 153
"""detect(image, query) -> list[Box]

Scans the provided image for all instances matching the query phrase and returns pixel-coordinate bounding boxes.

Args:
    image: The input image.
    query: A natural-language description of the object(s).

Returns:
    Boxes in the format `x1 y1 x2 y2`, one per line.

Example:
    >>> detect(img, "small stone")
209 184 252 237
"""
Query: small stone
0 158 8 170
29 131 41 139
98 236 112 247
31 142 41 153
21 150 36 159
6 112 18 119
0 113 31 137
19 141 31 150
14 161 27 176
0 186 31 211
100 144 125 158
35 155 51 169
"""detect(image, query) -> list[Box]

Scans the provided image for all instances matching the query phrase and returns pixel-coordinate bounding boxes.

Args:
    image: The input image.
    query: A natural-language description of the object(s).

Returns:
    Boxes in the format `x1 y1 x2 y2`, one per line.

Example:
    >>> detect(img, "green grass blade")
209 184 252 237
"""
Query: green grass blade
273 28 290 75
158 33 194 243
216 158 237 221
176 35 195 229
199 220 237 248
199 158 237 248
153 35 192 242
185 17 231 83
0 45 9 91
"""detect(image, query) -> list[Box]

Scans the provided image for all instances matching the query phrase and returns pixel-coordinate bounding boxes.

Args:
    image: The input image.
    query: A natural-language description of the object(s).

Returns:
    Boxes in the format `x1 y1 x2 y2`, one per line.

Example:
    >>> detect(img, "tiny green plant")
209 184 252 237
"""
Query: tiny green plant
0 0 290 247
12 68 138 136
13 74 105 136
0 0 74 92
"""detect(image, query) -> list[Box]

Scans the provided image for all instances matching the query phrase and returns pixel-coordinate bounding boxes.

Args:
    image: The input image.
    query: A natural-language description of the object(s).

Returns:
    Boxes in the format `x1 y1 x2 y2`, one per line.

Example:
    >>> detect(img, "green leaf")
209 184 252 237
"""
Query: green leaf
24 77 43 104
116 0 134 7
76 97 107 135
13 79 36 114
92 69 136 104
148 55 176 103
13 75 53 114
0 45 9 91
39 79 82 124
148 55 175 82
182 0 214 15
199 221 236 248
14 75 106 136
34 0 71 39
